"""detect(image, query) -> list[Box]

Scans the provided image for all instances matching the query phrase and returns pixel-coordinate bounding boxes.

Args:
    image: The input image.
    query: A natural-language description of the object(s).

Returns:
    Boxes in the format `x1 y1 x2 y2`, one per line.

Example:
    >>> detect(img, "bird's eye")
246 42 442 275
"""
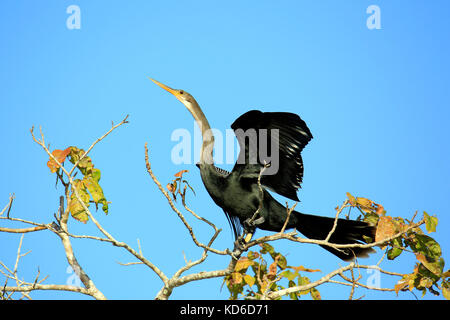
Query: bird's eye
179 90 184 95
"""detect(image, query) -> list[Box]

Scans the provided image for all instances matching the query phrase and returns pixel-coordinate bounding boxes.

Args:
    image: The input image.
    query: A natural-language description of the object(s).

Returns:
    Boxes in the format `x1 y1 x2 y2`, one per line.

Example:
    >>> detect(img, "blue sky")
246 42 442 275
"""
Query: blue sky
1 0 449 300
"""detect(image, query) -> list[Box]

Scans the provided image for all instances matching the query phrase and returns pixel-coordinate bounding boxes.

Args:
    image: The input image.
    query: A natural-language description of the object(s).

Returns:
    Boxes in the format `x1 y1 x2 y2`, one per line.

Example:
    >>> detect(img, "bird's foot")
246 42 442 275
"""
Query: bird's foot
244 216 265 230
233 236 246 253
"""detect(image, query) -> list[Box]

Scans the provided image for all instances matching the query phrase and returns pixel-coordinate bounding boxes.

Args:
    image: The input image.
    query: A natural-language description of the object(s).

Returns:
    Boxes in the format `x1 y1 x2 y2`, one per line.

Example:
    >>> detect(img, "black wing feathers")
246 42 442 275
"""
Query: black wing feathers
231 110 312 201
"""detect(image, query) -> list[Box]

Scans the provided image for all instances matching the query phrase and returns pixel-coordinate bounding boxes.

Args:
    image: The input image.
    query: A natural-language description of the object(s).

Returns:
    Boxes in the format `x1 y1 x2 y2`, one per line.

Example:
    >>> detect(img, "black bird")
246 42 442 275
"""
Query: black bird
151 79 375 261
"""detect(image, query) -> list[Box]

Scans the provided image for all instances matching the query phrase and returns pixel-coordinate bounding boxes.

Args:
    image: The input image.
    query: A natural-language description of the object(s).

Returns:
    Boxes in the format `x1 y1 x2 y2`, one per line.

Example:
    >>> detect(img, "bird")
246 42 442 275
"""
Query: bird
150 78 375 261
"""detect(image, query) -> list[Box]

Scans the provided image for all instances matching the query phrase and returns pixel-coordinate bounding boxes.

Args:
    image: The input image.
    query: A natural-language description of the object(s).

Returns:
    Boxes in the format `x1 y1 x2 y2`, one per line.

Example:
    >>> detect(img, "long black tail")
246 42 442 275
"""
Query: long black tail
294 212 376 261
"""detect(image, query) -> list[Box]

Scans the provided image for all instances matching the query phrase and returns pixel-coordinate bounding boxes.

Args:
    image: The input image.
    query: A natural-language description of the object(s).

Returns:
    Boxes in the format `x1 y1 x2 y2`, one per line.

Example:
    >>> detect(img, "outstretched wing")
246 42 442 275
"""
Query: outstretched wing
231 110 313 201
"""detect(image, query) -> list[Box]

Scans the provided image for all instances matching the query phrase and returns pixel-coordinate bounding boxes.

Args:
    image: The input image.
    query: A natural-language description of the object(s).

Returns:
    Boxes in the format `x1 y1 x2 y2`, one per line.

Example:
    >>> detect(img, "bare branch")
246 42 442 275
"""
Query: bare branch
145 143 227 256
244 218 425 253
267 263 356 299
324 200 349 242
2 114 429 301
68 115 129 177
2 284 92 296
0 226 47 233
280 202 297 234
0 194 15 218
27 118 136 300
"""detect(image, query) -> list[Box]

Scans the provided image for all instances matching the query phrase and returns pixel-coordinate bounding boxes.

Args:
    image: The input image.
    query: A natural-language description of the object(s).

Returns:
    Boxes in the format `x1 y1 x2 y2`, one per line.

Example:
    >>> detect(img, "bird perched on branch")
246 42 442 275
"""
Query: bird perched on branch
150 78 375 261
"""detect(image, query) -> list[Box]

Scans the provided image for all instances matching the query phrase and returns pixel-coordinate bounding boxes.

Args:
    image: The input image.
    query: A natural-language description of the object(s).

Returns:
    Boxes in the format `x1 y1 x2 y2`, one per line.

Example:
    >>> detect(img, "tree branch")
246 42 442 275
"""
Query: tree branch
267 263 356 299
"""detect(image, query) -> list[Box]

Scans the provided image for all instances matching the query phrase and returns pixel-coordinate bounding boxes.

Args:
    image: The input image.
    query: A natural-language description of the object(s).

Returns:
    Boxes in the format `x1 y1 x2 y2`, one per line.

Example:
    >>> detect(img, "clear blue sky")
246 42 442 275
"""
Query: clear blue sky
1 0 449 300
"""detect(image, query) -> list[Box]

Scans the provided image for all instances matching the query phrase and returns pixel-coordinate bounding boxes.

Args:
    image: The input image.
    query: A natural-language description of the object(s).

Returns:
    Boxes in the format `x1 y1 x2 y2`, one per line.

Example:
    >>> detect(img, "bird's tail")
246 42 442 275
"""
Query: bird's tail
294 212 376 261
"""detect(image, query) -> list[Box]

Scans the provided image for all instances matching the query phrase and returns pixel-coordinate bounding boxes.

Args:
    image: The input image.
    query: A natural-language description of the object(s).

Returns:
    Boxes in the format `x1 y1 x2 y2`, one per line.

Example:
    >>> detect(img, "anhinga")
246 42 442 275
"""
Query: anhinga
150 78 375 261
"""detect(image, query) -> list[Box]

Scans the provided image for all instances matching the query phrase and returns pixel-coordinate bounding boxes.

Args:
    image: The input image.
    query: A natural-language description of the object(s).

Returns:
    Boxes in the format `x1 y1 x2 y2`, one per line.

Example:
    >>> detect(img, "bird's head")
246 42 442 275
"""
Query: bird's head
149 77 214 164
149 78 196 109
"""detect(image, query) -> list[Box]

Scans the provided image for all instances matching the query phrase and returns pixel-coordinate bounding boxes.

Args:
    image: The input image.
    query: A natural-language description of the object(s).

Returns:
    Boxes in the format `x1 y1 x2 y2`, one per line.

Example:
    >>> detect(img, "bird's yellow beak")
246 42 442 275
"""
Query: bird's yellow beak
149 77 180 99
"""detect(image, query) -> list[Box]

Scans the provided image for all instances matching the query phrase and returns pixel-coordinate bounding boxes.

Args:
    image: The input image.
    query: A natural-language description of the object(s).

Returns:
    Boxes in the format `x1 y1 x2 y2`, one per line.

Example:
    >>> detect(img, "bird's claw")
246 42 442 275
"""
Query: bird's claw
243 216 265 231
233 236 246 252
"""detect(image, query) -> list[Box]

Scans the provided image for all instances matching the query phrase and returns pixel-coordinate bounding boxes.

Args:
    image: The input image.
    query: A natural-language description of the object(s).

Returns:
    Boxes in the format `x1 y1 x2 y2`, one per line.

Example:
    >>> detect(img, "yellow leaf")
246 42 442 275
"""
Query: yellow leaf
68 180 90 223
84 175 108 214
394 278 409 295
356 197 373 207
244 274 255 287
443 283 450 300
291 266 321 273
356 197 375 213
231 272 243 285
235 257 254 272
346 192 356 205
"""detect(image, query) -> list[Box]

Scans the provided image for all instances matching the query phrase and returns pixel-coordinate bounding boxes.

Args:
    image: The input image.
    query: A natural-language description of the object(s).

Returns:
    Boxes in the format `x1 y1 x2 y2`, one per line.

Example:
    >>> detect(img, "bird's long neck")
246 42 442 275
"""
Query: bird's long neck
185 99 215 165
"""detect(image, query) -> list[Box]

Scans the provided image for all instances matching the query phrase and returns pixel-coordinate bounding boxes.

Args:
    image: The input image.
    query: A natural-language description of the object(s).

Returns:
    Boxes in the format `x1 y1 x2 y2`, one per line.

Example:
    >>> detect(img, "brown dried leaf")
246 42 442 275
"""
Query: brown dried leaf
375 203 385 216
47 147 72 173
167 183 176 194
268 260 278 280
375 216 397 247
394 277 409 295
174 169 188 177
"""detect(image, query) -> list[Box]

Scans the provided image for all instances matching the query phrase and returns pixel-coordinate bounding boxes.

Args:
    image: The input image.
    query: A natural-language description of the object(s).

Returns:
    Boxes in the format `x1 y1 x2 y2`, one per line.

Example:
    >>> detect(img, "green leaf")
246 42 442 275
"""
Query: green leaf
91 168 101 182
387 237 403 260
423 211 438 233
414 234 442 260
310 287 321 300
388 247 403 260
416 254 445 276
68 147 95 175
69 179 90 223
289 292 299 300
260 243 275 255
247 251 259 260
297 276 311 296
276 254 287 269
363 212 380 226
288 280 298 300
280 270 297 281
83 175 108 214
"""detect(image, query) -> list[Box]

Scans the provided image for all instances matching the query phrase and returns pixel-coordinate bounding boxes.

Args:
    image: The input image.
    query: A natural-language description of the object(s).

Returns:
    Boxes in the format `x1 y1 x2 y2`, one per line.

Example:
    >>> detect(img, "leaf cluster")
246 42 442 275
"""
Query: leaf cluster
224 243 321 300
47 146 109 223
347 192 449 299
166 170 196 203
